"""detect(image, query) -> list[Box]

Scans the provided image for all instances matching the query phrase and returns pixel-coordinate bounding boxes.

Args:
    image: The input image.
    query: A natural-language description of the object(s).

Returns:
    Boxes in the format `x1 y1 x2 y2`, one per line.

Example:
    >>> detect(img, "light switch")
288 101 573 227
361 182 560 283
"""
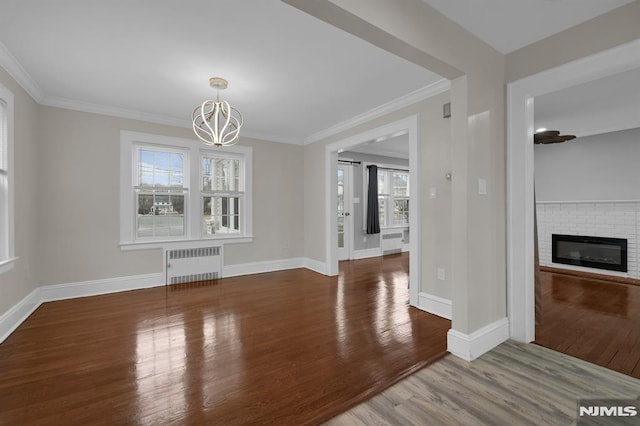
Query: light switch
437 268 446 281
353 197 360 204
478 179 487 195
429 187 437 199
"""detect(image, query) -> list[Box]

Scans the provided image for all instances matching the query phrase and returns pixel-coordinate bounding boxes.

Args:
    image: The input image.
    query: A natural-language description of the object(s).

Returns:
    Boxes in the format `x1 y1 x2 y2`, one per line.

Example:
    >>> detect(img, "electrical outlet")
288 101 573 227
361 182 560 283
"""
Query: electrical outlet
437 268 446 281
363 236 367 243
429 187 437 199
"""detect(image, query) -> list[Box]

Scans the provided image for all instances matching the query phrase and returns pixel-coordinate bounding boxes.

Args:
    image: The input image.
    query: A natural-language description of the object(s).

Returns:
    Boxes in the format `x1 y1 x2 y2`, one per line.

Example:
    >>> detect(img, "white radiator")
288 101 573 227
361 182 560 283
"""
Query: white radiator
381 231 404 255
166 247 221 285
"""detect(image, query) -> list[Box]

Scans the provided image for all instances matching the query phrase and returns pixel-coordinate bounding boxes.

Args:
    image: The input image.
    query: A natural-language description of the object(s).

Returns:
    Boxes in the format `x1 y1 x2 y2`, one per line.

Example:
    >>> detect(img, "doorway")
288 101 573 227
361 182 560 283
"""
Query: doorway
325 115 420 307
507 38 640 343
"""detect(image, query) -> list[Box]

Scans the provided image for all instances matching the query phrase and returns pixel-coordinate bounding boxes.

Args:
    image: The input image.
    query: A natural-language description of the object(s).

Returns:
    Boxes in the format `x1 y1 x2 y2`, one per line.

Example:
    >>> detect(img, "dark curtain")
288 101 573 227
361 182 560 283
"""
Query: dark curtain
366 165 380 234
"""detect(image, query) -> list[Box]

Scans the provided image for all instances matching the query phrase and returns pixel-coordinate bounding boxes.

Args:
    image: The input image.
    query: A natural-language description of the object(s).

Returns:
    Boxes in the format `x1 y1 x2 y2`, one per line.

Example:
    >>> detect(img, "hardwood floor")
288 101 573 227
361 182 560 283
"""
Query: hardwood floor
0 253 450 425
326 340 640 425
535 270 640 379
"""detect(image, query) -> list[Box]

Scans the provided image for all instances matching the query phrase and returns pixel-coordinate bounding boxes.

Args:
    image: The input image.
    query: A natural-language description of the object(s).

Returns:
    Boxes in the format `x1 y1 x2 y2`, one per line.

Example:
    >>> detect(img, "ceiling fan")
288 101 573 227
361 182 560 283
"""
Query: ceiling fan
533 129 576 144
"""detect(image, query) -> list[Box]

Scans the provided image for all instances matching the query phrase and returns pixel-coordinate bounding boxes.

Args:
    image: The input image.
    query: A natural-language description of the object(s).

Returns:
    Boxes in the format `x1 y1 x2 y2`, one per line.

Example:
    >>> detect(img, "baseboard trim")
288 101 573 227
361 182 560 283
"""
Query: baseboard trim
0 273 164 344
447 317 509 361
352 248 381 260
223 258 305 278
418 292 452 320
0 288 42 343
39 273 164 302
1 258 331 344
304 258 328 275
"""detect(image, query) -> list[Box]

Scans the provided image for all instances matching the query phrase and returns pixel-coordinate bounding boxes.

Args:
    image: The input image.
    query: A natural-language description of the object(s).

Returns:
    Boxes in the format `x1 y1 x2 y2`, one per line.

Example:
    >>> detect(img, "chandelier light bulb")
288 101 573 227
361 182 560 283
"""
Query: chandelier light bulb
192 77 243 147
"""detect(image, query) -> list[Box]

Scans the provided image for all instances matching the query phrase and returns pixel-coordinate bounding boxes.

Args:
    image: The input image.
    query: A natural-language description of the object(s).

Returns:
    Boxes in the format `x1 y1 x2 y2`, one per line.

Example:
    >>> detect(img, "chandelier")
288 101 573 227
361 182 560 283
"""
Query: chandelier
192 77 243 147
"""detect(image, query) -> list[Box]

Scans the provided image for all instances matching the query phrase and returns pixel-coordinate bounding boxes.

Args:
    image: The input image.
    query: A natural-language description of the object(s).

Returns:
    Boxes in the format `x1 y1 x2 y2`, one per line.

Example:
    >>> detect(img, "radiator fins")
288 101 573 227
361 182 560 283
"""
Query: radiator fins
170 272 219 284
168 246 220 260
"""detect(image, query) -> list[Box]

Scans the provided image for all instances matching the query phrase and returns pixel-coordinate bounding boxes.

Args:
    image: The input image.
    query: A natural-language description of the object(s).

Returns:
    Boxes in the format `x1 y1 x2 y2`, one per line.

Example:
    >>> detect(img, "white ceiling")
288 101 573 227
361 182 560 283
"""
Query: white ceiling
0 0 442 143
421 0 635 54
534 67 640 138
0 0 636 145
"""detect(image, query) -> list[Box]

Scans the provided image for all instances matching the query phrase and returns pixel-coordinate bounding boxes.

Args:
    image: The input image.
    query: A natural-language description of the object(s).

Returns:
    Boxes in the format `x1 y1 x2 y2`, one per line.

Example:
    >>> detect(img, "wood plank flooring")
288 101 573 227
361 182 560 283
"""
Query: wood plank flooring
326 340 640 426
535 270 640 378
0 253 451 425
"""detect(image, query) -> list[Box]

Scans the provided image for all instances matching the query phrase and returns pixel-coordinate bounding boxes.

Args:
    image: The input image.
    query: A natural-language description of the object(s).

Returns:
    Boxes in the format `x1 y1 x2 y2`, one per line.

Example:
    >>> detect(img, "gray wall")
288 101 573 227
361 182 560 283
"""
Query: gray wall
535 127 640 201
33 106 304 287
0 67 40 316
338 152 409 251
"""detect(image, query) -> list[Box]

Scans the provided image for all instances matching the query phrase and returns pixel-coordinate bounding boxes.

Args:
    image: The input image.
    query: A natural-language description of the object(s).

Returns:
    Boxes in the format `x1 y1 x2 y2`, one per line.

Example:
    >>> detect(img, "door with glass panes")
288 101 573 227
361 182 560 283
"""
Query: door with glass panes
337 164 352 261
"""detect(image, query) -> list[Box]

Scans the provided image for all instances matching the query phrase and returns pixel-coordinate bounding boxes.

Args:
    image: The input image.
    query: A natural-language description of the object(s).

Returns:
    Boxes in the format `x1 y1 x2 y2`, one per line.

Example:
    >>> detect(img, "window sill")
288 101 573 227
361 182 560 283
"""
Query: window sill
0 257 18 275
120 236 254 251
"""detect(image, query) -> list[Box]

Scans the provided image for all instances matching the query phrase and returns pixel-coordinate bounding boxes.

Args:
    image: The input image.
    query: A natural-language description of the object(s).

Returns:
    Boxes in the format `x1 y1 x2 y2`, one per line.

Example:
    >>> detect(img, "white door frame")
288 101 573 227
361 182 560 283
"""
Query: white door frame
336 163 353 261
507 38 640 343
325 115 420 307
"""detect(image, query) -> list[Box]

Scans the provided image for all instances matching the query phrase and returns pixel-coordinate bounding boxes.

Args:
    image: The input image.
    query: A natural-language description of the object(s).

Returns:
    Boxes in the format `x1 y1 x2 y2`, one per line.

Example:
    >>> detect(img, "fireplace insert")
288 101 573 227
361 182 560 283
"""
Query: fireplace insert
551 234 627 272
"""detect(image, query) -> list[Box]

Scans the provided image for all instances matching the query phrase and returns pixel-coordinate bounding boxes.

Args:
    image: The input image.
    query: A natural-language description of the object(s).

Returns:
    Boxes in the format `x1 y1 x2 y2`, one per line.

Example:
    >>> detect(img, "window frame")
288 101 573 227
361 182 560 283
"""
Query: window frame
133 143 189 242
363 162 410 230
120 131 253 250
0 83 16 274
200 150 246 237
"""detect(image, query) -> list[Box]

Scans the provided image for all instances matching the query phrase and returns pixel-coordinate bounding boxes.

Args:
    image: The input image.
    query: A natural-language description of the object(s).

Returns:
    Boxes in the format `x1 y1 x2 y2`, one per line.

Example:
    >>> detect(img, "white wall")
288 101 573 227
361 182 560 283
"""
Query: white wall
537 202 639 278
534 128 640 278
535 128 640 202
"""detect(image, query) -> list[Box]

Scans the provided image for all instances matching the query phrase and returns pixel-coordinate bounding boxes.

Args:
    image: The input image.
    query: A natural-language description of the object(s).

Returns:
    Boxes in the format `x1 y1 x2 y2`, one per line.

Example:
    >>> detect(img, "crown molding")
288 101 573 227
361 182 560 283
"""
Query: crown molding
240 129 304 145
42 96 305 144
41 96 193 129
1 41 444 147
304 78 450 145
0 42 44 102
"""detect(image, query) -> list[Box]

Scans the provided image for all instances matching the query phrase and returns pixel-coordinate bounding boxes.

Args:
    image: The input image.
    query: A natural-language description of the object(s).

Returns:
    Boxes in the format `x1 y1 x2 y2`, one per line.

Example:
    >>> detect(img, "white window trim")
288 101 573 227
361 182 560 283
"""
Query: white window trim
362 161 410 230
200 150 246 236
133 143 190 242
120 131 253 250
0 83 16 274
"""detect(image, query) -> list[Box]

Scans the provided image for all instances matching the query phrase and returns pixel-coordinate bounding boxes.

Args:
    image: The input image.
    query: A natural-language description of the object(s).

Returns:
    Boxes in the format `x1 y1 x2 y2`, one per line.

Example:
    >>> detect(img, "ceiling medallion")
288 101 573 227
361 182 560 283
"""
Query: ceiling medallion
192 77 243 147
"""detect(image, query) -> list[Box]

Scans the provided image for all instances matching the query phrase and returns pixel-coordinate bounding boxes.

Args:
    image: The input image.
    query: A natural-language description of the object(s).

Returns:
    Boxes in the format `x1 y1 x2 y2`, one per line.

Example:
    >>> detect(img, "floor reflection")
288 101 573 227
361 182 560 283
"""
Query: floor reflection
200 311 243 409
335 254 413 362
0 252 450 424
550 274 629 317
135 314 187 425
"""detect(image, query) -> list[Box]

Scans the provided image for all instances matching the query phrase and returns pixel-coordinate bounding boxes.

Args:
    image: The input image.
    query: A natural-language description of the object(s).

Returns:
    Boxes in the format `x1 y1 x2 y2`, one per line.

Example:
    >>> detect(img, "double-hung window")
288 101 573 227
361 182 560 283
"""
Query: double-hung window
120 131 252 249
0 83 15 273
377 168 409 228
201 153 244 235
134 146 187 239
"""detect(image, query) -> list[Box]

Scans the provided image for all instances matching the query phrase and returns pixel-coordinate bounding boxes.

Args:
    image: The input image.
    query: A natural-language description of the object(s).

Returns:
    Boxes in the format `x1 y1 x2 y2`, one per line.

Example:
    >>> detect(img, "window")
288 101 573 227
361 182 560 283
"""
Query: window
0 83 15 273
201 154 243 235
120 131 252 249
135 146 187 239
376 168 409 228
